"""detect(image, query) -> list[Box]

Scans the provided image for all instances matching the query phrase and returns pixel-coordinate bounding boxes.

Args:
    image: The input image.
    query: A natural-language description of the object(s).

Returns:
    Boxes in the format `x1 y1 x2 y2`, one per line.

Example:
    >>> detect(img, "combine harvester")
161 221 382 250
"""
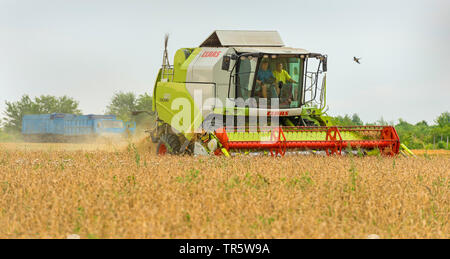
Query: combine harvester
142 30 413 157
22 114 136 143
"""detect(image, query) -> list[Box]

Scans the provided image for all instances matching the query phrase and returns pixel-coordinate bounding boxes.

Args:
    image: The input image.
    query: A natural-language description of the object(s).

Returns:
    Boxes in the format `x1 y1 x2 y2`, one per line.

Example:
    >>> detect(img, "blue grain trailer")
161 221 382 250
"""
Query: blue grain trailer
22 113 136 142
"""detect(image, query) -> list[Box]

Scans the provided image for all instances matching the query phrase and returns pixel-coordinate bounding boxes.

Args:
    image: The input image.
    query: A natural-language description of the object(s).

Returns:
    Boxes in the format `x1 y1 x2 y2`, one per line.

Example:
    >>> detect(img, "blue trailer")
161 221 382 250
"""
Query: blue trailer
22 113 136 142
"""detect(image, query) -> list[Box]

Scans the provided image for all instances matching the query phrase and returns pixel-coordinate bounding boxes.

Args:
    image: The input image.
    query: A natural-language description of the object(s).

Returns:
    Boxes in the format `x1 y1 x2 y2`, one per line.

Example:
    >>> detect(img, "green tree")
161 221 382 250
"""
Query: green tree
106 92 155 126
433 112 450 149
415 120 428 127
435 111 449 127
332 114 354 126
136 93 153 112
333 113 364 126
3 95 81 132
134 93 155 127
351 113 363 125
376 116 389 126
105 92 138 121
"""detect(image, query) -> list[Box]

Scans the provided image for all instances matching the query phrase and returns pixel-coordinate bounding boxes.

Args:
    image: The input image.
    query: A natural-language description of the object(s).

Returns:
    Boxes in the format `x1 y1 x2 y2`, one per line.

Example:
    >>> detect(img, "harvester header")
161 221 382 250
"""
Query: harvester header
146 30 403 157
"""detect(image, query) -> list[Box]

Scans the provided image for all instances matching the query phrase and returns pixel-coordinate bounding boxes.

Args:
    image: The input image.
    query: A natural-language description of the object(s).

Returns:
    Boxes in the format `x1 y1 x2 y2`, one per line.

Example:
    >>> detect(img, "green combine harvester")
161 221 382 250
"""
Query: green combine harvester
139 30 413 157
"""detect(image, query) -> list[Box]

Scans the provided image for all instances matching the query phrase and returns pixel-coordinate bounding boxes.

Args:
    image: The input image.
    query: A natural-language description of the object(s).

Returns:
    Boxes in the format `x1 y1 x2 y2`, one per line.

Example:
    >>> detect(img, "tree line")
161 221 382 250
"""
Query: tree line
332 112 450 149
0 92 155 141
1 93 449 149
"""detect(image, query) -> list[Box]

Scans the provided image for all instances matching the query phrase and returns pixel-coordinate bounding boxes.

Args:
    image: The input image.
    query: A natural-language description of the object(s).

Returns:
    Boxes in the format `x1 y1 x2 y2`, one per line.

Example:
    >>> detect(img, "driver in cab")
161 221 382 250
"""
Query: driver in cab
255 60 273 99
273 62 297 107
273 62 297 91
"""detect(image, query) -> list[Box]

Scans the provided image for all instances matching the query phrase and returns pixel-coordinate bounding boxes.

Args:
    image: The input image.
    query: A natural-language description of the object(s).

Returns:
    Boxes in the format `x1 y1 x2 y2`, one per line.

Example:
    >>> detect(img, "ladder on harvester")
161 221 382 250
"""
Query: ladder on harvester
161 34 174 82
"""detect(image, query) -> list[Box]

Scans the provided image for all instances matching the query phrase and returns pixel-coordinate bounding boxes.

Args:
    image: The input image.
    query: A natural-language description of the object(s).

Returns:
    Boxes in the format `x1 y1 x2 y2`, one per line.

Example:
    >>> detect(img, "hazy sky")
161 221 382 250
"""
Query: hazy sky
0 0 449 124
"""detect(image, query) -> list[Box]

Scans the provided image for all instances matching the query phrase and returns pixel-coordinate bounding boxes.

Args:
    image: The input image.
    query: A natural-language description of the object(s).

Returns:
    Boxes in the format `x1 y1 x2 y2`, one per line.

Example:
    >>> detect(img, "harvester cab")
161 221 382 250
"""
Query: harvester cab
149 30 403 157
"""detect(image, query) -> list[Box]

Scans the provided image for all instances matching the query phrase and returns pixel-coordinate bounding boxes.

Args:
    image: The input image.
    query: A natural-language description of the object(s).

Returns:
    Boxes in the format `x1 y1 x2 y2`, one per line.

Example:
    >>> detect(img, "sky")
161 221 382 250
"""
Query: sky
0 0 449 124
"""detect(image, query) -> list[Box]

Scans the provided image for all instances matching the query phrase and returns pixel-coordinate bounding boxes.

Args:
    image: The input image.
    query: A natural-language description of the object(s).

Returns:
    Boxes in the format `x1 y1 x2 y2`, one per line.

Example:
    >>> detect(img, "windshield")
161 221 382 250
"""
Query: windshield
235 55 304 108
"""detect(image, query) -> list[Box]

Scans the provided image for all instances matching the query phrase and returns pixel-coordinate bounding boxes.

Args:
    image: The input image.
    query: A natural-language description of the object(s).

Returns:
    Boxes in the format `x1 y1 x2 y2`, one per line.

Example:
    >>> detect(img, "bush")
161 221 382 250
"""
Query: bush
0 130 22 142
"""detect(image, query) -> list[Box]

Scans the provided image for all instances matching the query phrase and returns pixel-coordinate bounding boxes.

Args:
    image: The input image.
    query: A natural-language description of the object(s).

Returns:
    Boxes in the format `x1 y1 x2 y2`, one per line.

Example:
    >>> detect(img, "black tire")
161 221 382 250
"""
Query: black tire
157 134 181 155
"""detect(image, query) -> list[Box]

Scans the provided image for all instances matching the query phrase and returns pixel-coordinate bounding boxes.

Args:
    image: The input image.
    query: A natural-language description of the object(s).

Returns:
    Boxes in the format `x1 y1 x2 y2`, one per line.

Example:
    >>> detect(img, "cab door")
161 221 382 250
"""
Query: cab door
235 56 258 101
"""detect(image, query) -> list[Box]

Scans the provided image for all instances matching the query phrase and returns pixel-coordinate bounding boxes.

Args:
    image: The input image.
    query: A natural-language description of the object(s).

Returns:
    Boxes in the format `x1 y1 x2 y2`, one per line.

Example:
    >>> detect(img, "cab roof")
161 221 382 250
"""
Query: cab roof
200 30 285 47
199 30 309 54
233 46 309 55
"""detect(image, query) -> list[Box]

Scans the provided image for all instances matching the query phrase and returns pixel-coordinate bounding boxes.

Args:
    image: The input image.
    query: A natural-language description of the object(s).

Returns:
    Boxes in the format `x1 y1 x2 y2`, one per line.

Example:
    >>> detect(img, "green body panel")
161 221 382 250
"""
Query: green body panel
173 48 200 82
152 69 162 112
153 47 204 140
153 47 201 111
154 82 202 140
300 107 330 126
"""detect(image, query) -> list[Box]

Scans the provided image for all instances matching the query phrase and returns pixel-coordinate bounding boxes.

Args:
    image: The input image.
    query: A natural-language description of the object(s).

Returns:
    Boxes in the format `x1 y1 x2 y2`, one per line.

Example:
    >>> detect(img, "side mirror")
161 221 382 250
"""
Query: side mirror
322 56 328 72
222 56 231 71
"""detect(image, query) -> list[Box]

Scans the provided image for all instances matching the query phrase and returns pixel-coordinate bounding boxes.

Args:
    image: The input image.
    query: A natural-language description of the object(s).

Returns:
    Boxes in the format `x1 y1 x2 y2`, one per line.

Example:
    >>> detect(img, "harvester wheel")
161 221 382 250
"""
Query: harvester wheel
151 135 159 143
145 128 159 143
157 134 181 155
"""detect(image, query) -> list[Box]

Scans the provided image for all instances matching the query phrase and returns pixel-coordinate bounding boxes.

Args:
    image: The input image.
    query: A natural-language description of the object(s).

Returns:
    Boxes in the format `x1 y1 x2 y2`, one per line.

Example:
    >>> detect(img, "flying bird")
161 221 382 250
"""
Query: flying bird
353 57 361 64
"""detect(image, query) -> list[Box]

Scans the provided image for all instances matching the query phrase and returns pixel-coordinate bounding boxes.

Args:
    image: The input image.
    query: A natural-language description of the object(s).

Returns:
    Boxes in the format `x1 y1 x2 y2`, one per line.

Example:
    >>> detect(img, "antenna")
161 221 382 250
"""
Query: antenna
162 33 170 68
161 33 173 81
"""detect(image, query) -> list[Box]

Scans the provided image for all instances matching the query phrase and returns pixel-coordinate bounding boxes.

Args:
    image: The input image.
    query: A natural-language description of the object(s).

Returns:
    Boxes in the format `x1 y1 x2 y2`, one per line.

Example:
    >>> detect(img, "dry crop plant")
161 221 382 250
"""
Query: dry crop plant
0 142 448 238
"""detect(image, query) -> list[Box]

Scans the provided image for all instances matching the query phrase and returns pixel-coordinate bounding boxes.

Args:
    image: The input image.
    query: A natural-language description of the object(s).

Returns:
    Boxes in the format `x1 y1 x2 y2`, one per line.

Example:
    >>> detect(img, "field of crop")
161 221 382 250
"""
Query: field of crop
410 149 450 156
0 141 448 239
